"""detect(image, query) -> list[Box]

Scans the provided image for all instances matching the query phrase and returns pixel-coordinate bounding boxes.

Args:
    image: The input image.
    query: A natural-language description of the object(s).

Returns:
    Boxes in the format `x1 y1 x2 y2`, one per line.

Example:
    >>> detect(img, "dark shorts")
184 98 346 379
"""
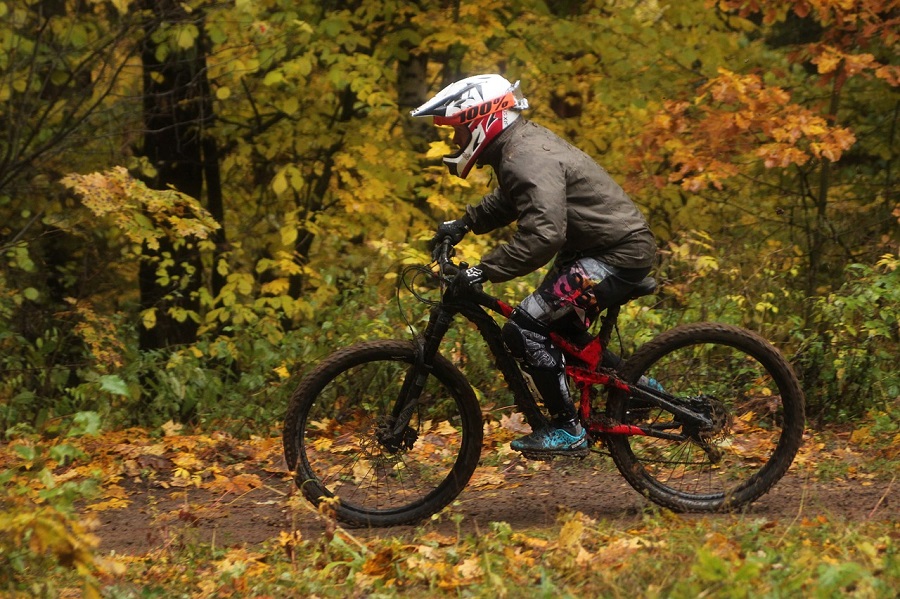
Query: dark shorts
517 257 651 333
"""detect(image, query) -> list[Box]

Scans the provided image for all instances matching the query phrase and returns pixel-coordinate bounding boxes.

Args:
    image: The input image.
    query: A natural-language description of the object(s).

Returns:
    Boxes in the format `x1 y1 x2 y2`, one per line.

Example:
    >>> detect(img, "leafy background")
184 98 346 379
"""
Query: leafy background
0 0 897 596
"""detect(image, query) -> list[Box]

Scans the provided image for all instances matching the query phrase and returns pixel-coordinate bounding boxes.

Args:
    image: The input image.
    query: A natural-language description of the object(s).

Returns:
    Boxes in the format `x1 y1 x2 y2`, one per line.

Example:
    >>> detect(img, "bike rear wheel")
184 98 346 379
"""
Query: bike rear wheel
605 323 805 512
282 340 483 527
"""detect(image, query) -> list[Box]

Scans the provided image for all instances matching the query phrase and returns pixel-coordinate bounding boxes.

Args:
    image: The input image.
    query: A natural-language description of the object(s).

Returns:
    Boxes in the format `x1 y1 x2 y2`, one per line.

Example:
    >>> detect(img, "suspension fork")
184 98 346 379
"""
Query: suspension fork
386 303 454 437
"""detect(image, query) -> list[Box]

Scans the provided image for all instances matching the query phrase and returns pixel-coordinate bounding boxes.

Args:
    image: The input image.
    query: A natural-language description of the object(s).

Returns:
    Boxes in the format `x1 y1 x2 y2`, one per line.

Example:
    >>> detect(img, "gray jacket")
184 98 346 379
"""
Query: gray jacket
464 119 657 283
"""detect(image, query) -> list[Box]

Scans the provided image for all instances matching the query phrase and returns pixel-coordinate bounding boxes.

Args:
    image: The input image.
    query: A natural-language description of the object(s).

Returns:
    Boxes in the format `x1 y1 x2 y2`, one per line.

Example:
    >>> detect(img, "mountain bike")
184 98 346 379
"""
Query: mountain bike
282 241 805 527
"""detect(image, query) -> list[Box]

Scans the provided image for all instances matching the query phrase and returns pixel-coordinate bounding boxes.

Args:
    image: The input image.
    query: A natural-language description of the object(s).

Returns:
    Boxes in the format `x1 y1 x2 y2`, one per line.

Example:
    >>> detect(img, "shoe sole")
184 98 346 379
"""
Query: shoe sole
516 445 590 461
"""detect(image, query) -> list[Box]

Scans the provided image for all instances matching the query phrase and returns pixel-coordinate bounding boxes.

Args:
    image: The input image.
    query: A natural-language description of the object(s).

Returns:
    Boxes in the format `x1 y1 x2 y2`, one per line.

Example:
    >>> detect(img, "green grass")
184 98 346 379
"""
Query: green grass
71 506 896 598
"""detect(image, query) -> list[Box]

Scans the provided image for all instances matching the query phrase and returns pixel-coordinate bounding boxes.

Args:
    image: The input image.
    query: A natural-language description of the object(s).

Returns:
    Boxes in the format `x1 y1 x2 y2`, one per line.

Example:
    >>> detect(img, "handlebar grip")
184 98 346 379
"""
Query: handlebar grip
437 238 455 266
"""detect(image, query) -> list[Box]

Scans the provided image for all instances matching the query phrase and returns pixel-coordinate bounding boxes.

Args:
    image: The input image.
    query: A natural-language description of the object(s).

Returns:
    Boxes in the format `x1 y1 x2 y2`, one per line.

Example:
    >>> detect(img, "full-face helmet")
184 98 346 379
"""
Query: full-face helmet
411 74 528 178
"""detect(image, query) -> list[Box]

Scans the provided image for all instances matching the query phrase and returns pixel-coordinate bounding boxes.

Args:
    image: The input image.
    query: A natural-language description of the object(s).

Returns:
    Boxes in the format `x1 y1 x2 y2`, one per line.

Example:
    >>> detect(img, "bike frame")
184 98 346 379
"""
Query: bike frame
391 255 715 444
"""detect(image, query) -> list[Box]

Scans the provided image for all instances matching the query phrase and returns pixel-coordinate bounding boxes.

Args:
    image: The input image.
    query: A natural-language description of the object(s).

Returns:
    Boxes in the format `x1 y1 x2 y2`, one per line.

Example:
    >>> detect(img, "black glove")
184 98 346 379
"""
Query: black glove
460 265 486 286
439 263 486 287
430 218 469 256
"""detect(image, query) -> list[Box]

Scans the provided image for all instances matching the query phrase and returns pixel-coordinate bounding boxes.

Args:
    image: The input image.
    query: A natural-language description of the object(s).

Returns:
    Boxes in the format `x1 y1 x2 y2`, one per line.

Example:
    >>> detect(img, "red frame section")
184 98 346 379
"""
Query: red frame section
493 299 647 437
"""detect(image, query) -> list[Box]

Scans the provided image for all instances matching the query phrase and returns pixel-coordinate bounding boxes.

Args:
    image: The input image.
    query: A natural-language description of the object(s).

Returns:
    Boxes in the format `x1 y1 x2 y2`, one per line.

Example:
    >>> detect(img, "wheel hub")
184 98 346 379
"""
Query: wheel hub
699 396 732 440
374 423 418 454
681 395 732 463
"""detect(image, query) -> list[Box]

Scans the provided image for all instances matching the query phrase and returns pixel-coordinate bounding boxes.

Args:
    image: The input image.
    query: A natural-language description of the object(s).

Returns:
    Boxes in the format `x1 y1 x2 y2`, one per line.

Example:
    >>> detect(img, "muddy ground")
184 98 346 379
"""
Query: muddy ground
93 456 897 555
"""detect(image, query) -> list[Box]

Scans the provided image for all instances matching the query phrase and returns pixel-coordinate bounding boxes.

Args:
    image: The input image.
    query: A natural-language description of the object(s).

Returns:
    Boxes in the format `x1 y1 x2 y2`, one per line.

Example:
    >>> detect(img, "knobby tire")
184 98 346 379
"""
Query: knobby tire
604 323 805 512
282 340 483 527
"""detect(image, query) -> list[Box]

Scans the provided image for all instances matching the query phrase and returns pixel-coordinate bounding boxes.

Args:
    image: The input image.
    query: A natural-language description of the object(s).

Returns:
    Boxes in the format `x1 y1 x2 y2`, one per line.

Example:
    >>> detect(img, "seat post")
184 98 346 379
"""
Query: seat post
597 304 621 349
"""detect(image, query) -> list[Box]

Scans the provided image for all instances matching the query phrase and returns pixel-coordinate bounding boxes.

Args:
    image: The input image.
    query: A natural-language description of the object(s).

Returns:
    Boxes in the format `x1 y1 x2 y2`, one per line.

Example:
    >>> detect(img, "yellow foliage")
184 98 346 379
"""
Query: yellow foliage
61 167 219 252
426 140 453 159
1 443 124 596
62 298 126 371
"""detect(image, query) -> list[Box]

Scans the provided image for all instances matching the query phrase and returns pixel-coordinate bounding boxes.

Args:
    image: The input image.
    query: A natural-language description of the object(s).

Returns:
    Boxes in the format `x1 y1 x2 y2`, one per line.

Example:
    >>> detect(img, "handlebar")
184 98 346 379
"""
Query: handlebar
436 238 453 267
435 237 467 273
434 238 476 294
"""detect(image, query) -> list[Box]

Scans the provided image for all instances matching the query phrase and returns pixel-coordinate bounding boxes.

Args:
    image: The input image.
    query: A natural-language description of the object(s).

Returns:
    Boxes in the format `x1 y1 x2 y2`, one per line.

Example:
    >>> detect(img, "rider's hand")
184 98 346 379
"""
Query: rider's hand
460 265 486 286
429 218 469 259
438 263 486 289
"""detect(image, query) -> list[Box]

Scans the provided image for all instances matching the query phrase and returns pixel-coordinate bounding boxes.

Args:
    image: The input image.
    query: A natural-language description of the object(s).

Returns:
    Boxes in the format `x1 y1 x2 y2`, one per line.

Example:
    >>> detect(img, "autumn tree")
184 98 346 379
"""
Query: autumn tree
630 0 898 300
0 1 147 427
1 0 895 428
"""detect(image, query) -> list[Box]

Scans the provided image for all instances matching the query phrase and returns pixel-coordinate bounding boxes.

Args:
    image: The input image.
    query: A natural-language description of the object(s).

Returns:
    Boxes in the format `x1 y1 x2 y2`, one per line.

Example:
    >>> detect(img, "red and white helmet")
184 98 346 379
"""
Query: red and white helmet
411 74 528 178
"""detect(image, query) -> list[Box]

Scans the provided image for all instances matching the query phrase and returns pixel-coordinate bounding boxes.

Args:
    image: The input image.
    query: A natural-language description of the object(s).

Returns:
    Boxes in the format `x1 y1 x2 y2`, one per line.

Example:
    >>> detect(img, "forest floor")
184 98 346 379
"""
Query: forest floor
88 426 897 556
7 417 899 596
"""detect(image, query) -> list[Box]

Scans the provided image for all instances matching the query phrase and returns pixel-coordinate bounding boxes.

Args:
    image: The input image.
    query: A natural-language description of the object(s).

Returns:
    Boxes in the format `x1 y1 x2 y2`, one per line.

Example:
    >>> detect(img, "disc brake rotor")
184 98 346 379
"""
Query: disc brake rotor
681 395 733 463
700 397 732 441
373 421 418 455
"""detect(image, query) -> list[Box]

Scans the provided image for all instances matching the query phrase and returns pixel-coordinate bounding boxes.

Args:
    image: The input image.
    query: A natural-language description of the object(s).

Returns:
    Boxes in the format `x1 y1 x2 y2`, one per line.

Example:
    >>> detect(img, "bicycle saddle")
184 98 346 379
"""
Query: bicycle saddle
626 277 657 300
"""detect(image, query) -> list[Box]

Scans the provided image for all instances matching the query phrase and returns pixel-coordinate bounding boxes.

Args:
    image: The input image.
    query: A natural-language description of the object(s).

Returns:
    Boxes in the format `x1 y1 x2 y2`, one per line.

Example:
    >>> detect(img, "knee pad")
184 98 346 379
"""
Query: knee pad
501 320 528 360
502 310 562 371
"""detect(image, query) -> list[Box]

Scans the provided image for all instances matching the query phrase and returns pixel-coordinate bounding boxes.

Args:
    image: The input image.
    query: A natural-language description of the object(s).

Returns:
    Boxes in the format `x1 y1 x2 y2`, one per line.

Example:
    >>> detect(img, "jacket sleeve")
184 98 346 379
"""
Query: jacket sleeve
464 186 517 233
474 153 567 283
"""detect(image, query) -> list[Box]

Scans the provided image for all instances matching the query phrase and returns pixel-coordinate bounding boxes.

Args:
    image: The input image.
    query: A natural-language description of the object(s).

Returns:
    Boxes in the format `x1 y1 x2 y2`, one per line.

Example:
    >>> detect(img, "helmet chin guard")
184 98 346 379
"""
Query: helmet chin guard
411 74 528 178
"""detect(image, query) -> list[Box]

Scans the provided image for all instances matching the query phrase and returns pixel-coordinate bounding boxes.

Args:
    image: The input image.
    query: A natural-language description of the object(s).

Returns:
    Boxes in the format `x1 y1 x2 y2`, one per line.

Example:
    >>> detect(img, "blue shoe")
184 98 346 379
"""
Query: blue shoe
511 426 588 457
639 375 664 393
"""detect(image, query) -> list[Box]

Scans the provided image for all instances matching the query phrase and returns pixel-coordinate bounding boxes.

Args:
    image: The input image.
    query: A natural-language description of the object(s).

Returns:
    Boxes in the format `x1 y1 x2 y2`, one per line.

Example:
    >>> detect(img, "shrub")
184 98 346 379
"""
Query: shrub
794 255 899 422
0 412 115 598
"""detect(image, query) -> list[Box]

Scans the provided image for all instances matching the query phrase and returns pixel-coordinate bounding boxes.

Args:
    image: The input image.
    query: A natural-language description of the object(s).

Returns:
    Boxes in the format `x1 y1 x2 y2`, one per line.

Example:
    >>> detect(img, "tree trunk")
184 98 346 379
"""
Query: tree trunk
806 61 845 303
138 1 220 350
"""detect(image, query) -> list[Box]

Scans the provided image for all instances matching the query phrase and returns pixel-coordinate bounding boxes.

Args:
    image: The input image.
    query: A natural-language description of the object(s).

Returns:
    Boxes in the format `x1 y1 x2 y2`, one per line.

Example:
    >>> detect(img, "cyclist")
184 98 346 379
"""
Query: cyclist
411 74 657 456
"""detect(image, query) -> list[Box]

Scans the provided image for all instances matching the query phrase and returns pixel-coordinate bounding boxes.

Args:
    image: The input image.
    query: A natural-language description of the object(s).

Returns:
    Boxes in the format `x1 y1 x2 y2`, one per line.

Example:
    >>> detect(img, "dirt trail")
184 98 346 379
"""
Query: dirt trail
94 459 897 555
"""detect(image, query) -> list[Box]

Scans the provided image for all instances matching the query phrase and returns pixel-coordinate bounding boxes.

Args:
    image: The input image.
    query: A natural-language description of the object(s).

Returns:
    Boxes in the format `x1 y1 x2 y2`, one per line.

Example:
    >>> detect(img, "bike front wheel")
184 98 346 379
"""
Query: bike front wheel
605 323 805 512
282 340 483 527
